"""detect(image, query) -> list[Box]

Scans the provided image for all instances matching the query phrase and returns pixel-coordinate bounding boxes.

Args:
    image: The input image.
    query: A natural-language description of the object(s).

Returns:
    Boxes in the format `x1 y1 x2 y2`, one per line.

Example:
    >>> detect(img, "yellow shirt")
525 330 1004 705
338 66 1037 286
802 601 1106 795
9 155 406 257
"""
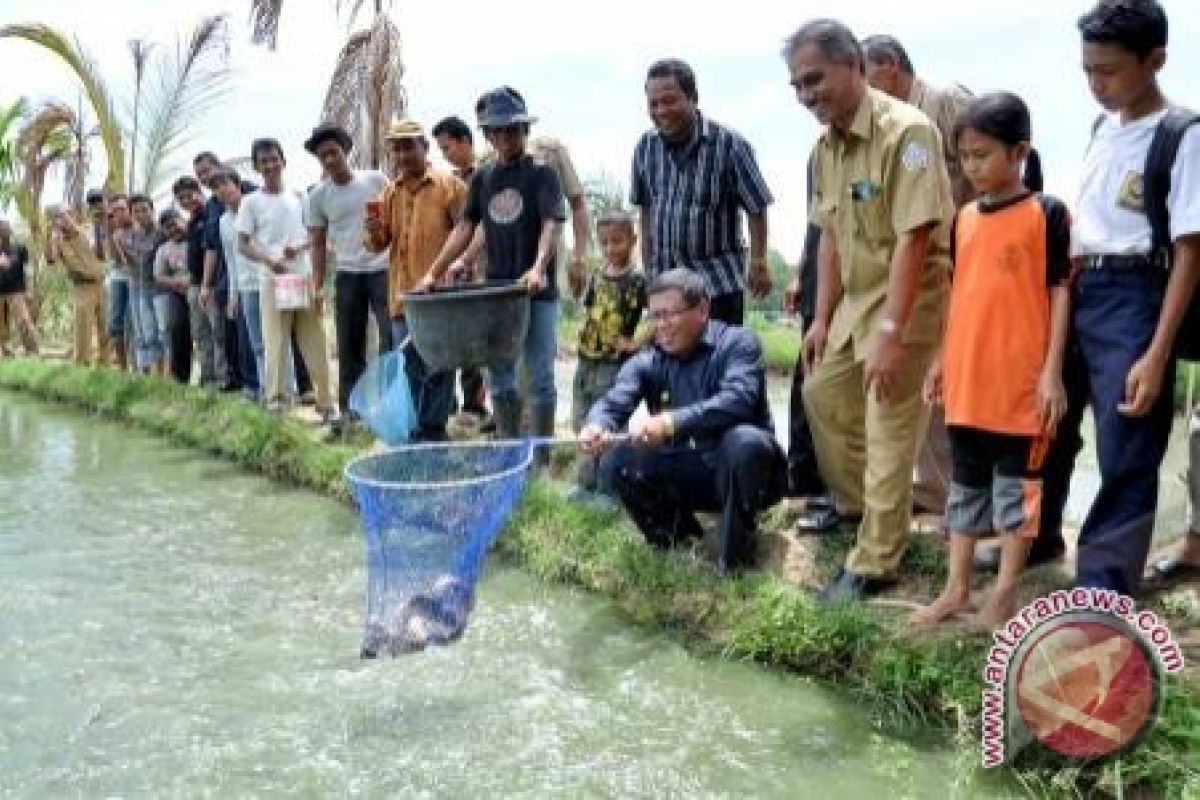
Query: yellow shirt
812 88 953 359
365 165 466 317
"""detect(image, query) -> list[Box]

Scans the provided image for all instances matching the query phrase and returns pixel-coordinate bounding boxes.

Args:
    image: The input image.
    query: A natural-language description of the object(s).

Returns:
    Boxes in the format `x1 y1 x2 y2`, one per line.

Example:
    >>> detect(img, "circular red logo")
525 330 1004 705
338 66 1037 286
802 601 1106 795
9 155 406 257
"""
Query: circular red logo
1013 616 1159 759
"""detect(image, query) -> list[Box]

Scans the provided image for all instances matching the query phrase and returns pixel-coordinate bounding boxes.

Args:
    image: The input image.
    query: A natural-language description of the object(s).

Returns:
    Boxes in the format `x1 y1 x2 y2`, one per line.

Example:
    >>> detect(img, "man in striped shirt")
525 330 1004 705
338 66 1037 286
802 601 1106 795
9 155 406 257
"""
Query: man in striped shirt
630 59 774 325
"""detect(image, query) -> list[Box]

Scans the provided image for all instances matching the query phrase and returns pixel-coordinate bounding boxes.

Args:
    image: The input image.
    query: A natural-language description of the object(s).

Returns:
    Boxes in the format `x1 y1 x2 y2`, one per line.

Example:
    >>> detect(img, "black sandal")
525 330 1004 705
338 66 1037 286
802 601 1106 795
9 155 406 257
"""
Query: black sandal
1144 555 1200 587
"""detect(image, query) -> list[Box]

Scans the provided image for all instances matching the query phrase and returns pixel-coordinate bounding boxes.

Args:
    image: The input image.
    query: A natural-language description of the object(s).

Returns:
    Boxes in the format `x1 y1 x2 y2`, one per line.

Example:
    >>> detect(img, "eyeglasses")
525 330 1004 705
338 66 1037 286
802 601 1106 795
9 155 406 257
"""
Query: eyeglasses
647 303 699 324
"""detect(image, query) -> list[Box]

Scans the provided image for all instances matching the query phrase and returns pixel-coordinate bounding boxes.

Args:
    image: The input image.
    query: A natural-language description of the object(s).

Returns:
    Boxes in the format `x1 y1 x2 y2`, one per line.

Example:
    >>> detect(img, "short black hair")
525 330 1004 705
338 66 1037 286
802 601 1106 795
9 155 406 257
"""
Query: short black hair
171 175 202 196
1078 0 1168 59
596 210 636 235
85 188 105 204
648 268 709 305
106 193 129 205
209 166 242 188
783 19 864 74
250 137 285 167
158 208 182 227
304 123 353 155
861 35 914 74
192 151 221 168
129 193 154 209
432 116 473 144
954 91 1044 192
646 59 698 103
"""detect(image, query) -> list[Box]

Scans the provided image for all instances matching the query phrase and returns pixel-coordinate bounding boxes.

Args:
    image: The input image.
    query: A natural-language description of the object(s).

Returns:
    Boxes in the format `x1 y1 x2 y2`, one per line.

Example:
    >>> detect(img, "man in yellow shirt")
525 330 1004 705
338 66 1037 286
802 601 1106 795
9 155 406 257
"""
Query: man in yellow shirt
364 118 467 441
785 19 954 602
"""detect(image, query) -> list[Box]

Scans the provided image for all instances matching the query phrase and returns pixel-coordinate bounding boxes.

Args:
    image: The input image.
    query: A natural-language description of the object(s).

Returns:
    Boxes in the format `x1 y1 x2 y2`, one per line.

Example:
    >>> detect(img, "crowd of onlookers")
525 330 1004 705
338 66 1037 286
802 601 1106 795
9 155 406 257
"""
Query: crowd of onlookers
1 0 1196 627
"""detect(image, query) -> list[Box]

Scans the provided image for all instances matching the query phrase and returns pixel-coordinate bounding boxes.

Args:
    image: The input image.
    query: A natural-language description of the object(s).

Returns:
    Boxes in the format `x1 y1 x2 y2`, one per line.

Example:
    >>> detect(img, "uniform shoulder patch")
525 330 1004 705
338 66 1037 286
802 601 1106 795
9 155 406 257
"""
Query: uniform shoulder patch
901 140 930 171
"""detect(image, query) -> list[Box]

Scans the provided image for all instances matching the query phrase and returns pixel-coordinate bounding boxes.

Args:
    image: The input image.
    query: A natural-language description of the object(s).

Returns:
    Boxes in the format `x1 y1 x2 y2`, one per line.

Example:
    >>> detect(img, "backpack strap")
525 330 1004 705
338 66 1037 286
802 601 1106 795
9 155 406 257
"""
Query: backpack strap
1143 106 1200 266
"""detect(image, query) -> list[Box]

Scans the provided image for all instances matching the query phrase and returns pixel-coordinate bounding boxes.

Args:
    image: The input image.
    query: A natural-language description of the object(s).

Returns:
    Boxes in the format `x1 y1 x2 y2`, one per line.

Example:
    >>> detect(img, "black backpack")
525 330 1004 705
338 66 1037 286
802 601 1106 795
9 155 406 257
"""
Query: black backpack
1143 107 1200 361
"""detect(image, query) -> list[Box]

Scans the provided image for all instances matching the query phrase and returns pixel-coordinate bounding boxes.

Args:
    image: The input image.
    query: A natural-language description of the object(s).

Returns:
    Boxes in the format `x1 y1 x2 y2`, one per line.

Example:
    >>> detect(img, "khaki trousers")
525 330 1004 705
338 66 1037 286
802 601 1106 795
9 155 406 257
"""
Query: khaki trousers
72 281 108 367
802 338 936 578
913 406 953 513
261 277 332 410
0 294 39 355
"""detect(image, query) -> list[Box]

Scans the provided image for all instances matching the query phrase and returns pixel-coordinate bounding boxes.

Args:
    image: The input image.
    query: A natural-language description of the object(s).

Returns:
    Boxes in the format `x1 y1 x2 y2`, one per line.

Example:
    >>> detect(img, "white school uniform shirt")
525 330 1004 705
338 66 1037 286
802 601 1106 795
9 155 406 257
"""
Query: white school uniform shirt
1072 109 1200 257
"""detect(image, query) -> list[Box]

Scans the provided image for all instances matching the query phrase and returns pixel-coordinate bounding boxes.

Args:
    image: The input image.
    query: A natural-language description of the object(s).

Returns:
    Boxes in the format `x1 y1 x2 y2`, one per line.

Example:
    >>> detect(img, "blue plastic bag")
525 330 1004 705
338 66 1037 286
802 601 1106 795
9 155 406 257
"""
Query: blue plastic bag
348 351 418 445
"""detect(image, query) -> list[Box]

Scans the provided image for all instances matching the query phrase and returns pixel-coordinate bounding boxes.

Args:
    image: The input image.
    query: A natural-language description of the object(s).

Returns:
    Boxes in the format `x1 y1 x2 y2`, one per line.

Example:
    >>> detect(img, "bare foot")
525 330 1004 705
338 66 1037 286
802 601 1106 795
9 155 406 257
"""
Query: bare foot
909 587 972 627
972 585 1019 632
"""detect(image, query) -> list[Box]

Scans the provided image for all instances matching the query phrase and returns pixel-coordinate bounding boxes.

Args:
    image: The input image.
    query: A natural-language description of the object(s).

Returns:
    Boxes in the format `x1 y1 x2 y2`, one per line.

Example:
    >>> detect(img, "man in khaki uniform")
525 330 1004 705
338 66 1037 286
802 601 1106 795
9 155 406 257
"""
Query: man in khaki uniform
862 34 973 517
47 206 109 367
785 19 953 601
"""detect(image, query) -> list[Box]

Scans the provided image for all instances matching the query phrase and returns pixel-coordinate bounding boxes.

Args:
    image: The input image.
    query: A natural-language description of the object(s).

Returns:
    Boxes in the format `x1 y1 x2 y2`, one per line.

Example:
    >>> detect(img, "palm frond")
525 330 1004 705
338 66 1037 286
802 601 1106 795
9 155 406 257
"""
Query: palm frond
248 0 285 49
318 30 371 163
360 14 405 170
135 14 231 195
0 23 126 193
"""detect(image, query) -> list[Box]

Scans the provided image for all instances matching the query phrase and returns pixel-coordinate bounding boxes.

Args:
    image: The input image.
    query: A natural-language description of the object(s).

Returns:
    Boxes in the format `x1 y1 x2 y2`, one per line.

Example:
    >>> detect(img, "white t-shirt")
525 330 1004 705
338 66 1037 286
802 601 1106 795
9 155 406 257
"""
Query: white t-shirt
220 209 264 293
1072 109 1200 256
236 188 311 276
305 170 389 273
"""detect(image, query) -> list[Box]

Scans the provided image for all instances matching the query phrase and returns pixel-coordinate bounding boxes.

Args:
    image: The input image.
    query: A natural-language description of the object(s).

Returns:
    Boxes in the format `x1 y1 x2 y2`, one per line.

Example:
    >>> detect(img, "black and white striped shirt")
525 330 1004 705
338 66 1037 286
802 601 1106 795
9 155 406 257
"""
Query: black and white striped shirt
630 113 773 297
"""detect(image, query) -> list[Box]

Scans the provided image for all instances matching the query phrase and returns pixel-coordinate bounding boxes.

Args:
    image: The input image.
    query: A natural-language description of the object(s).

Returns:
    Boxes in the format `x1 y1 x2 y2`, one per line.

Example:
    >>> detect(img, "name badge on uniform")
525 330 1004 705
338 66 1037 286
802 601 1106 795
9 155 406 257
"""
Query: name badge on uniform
850 179 881 202
1116 170 1145 212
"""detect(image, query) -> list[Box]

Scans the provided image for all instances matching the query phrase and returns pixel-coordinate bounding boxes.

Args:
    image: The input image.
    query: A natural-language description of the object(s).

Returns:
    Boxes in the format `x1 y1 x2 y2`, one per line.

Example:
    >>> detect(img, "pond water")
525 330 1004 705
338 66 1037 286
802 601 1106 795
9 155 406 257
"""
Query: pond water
0 392 1012 798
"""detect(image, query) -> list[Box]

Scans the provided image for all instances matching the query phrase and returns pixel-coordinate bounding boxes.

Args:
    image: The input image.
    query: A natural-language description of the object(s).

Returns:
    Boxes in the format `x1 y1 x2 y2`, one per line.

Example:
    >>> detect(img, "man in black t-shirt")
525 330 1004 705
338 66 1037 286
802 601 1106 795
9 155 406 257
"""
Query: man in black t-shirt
0 220 38 356
418 88 566 445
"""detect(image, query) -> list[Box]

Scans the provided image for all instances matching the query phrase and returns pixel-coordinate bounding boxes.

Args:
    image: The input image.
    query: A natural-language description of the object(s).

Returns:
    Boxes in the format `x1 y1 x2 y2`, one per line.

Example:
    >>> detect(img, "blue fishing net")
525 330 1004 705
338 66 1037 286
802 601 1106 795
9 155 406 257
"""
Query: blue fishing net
348 351 418 446
344 441 534 657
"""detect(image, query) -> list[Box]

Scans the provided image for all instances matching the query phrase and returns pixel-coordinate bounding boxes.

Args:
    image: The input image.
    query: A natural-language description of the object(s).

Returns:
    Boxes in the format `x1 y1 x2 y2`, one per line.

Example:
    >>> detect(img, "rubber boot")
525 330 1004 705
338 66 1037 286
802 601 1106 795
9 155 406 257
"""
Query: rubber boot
531 402 556 469
492 393 523 440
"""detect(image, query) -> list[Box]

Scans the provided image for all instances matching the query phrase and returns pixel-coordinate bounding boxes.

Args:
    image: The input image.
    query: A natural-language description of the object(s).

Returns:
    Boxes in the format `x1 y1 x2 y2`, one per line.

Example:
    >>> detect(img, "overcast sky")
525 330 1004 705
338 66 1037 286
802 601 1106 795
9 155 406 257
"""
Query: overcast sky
3 0 1199 260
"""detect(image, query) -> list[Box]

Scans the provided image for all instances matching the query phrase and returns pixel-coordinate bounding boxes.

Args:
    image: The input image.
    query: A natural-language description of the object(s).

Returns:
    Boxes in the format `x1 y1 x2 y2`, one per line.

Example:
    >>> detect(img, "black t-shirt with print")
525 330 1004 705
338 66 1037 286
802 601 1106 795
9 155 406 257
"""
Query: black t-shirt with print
0 243 28 295
464 154 565 302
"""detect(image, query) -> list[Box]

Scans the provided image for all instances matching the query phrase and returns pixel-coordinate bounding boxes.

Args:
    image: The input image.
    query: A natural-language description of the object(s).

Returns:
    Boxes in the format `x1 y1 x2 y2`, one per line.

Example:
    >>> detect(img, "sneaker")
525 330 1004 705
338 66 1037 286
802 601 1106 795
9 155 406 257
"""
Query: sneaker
298 390 317 406
265 399 285 414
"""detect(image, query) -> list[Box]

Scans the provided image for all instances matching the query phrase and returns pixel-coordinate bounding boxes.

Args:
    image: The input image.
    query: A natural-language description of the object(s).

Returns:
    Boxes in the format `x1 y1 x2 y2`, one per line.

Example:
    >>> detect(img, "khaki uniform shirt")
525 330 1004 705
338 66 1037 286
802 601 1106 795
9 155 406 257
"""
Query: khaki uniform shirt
57 229 106 285
812 88 953 360
908 77 974 206
365 164 466 317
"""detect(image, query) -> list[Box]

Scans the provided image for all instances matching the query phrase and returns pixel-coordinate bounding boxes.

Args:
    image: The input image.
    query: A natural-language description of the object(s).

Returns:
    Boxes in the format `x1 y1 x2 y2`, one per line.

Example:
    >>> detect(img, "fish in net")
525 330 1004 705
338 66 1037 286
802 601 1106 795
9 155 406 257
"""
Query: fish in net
344 441 534 657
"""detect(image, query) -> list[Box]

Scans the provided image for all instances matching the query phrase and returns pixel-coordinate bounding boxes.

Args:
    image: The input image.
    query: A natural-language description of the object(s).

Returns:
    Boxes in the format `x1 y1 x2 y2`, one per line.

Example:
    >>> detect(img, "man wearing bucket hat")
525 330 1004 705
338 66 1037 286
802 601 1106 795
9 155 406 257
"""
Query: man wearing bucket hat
364 117 465 442
416 88 567 449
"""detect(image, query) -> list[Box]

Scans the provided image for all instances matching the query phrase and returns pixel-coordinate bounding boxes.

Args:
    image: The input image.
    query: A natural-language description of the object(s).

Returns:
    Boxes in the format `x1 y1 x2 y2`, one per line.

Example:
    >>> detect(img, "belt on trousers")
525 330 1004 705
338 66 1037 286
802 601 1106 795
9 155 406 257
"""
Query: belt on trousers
1079 253 1163 270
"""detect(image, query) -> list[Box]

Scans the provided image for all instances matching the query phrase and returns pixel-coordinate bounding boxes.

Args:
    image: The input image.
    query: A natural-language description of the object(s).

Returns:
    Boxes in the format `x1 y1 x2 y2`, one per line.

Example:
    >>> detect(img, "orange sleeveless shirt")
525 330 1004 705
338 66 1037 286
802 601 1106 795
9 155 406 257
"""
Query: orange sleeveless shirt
942 194 1071 436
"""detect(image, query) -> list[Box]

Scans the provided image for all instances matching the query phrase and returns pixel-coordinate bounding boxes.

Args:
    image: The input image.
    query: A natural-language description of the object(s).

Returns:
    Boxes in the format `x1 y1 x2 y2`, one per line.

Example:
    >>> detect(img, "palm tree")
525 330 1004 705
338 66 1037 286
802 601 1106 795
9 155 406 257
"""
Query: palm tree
248 0 406 170
133 15 231 194
0 97 30 212
0 15 231 198
14 101 78 321
0 24 124 194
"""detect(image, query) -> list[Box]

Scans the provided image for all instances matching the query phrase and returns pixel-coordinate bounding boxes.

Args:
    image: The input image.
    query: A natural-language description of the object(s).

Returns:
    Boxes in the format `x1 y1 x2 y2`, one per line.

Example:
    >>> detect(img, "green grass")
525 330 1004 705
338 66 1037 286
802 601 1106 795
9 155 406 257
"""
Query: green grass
1 357 1197 799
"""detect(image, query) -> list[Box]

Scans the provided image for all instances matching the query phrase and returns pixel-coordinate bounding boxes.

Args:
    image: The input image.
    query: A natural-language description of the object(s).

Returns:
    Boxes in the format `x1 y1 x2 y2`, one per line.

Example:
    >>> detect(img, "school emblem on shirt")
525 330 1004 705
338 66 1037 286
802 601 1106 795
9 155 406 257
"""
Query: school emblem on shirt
488 188 524 225
901 141 930 171
1116 170 1145 213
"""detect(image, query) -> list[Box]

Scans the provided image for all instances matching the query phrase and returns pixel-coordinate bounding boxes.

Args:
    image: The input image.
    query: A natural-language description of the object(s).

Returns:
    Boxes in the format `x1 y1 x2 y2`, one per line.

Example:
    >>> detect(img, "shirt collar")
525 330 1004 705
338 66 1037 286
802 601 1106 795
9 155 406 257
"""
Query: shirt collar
906 77 928 108
397 163 433 190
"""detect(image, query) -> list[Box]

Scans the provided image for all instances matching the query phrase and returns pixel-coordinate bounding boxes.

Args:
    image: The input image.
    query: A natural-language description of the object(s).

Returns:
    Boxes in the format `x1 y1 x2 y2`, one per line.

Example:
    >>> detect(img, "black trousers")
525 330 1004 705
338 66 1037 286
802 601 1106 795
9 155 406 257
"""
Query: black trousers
599 425 786 570
163 293 192 383
786 342 827 498
335 270 392 412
